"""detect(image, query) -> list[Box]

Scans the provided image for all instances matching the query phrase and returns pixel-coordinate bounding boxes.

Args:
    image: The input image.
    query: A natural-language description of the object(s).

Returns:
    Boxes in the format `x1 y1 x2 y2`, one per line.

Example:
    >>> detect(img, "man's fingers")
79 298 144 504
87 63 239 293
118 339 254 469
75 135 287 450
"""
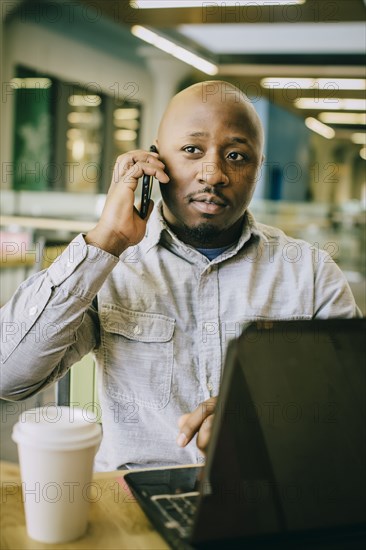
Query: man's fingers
111 152 168 190
114 162 168 192
135 199 155 220
177 413 190 430
196 414 214 454
176 397 217 447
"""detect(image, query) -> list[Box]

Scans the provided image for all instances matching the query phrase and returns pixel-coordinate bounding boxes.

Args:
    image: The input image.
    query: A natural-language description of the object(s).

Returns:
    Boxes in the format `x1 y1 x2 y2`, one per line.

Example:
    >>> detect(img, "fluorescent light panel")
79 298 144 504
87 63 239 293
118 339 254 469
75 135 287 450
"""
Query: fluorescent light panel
319 112 366 125
10 78 52 89
68 95 101 106
114 108 140 120
295 98 366 110
114 130 138 141
131 25 218 75
132 1 305 7
261 78 366 90
351 133 366 145
305 117 335 139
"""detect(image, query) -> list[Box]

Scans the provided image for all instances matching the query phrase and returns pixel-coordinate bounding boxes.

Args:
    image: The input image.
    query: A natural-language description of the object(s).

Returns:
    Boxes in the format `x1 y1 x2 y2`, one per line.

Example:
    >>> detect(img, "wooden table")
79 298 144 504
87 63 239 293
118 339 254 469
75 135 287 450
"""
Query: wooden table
0 461 169 549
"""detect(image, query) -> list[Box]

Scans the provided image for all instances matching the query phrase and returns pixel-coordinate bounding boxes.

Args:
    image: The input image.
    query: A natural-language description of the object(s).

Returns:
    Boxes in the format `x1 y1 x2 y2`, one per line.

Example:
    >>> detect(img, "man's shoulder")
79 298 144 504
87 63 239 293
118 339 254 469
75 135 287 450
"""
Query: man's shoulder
253 219 309 247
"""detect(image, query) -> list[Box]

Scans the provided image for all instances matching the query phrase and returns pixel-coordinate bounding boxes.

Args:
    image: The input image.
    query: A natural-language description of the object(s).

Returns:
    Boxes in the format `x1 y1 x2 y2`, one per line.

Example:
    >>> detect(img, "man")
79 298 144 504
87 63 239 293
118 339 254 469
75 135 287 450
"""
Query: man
0 81 359 471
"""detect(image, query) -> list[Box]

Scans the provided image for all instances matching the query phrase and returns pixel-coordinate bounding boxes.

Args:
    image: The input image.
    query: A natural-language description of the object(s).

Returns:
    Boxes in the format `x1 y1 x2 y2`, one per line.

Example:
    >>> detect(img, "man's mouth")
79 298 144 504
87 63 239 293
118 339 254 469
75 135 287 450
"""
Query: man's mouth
189 194 228 214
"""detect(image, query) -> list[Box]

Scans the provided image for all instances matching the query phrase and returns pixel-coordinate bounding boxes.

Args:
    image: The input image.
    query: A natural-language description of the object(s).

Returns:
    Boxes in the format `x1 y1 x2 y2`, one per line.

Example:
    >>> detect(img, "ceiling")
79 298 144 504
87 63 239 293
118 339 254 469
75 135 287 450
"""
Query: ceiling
6 0 365 140
76 0 365 139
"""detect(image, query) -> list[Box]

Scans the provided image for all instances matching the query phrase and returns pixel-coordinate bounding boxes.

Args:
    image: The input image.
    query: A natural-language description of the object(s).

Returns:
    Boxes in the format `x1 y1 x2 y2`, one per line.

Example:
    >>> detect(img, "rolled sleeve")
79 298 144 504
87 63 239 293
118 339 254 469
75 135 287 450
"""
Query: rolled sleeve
47 234 119 300
0 234 118 398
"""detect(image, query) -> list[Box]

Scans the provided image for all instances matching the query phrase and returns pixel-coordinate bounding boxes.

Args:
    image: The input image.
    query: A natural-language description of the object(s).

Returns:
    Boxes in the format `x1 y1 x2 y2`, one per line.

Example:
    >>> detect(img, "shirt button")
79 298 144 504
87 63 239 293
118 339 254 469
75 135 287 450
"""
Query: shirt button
206 266 212 274
133 324 141 335
66 260 73 268
29 306 38 316
207 381 213 393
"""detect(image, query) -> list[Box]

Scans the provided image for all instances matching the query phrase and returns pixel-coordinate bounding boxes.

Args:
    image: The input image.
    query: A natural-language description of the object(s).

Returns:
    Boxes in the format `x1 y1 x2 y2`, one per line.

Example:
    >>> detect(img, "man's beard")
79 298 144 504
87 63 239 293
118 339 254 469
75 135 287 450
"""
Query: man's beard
177 221 223 247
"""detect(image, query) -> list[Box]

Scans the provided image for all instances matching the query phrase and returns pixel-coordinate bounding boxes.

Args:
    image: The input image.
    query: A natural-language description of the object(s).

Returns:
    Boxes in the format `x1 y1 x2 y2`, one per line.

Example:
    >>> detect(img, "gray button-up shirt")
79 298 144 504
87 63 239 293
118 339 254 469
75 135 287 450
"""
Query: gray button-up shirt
0 204 360 471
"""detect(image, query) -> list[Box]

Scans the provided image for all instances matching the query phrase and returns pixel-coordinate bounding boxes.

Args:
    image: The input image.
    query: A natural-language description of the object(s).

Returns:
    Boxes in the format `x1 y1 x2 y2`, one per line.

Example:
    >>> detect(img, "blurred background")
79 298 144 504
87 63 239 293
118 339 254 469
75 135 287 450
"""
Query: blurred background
0 0 365 306
0 0 365 462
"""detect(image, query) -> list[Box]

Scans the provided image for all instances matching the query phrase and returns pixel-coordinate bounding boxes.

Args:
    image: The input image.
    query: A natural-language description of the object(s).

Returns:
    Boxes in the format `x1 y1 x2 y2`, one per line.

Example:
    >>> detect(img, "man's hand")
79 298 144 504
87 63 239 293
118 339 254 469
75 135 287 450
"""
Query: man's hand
176 397 217 455
85 149 169 256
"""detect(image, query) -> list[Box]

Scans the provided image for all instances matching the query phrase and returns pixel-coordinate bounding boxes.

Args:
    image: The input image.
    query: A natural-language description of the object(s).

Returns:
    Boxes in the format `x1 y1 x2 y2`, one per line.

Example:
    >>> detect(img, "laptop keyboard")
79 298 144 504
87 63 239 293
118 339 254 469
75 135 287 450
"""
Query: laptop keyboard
151 491 200 538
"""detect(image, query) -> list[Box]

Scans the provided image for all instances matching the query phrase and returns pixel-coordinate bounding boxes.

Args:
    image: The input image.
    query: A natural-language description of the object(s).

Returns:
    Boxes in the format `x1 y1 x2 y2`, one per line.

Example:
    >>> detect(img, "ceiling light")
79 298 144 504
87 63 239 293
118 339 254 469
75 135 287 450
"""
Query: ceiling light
261 78 366 90
67 129 82 139
67 112 94 124
68 95 101 107
10 78 52 89
114 108 140 120
319 113 366 125
295 98 366 110
132 1 305 7
305 117 335 139
71 139 85 162
360 147 366 160
262 78 313 89
351 133 366 145
114 130 138 141
302 78 365 90
131 25 218 75
114 119 140 130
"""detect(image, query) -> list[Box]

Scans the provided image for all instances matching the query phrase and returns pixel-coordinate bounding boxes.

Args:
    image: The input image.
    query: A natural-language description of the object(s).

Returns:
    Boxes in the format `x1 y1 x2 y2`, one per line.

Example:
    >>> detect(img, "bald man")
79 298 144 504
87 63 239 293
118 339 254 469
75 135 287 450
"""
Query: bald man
0 81 360 471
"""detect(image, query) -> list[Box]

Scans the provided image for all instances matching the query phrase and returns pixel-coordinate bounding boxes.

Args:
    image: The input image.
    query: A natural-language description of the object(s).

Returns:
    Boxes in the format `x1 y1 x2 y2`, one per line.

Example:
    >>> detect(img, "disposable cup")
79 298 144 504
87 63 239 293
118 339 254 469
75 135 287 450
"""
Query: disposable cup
12 405 102 544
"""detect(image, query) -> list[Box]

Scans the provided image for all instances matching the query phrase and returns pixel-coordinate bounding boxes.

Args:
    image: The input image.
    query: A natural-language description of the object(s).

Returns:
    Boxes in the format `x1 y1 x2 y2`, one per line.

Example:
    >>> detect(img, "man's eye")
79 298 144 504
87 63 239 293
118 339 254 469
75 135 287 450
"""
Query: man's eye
227 151 249 161
183 146 201 154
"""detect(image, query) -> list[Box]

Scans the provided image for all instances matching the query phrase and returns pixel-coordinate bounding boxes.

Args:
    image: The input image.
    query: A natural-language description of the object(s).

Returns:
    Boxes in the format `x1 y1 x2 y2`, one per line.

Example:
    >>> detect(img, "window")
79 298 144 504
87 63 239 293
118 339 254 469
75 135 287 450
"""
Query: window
12 66 55 191
10 66 142 193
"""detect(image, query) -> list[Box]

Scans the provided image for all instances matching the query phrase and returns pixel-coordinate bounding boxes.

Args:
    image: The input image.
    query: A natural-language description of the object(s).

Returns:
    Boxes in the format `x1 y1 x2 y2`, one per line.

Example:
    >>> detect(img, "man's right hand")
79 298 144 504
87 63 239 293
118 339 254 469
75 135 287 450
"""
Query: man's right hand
177 397 217 456
85 149 169 256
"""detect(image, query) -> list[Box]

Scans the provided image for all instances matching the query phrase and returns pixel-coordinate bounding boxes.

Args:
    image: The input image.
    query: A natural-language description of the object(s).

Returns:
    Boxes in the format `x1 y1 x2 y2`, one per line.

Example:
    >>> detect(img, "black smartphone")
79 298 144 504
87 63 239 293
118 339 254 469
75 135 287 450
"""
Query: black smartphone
139 145 158 219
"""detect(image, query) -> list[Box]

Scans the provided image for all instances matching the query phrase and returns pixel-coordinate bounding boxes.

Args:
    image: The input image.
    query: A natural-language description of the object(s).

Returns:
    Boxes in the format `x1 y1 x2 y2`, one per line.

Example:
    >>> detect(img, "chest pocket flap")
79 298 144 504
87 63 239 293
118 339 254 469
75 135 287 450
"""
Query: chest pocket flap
100 304 175 409
101 304 175 342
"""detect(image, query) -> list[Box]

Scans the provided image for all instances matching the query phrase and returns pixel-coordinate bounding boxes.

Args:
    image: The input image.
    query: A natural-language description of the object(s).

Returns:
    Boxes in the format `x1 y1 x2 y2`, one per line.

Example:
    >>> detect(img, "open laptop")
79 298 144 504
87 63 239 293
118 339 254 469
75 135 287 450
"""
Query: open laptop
125 319 366 549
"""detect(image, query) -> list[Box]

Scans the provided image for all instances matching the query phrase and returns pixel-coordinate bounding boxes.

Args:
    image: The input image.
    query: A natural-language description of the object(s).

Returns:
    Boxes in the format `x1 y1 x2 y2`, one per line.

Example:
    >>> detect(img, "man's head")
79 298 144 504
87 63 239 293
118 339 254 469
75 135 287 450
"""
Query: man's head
156 80 264 248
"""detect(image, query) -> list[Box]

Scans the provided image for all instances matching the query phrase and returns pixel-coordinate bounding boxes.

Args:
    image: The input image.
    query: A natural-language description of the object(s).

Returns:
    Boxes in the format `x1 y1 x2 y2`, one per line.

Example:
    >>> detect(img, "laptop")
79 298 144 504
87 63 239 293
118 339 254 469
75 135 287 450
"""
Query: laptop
125 319 366 549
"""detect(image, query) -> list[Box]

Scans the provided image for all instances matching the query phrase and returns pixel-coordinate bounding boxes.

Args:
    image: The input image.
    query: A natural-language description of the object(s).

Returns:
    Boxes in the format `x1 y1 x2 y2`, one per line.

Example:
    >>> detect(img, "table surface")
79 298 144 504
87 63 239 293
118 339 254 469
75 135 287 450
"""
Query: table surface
2 461 366 550
0 461 170 550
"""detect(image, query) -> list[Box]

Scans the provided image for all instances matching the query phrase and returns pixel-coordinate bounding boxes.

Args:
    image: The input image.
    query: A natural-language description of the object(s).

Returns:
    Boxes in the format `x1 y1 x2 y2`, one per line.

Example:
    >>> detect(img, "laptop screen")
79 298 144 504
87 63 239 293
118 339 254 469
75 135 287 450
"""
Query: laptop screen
194 319 366 542
126 319 366 548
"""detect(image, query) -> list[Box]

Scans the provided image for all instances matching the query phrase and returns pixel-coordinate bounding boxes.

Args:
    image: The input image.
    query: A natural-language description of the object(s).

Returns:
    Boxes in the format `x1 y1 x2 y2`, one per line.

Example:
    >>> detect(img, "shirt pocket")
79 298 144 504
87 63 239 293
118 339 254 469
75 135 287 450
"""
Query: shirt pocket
100 304 175 410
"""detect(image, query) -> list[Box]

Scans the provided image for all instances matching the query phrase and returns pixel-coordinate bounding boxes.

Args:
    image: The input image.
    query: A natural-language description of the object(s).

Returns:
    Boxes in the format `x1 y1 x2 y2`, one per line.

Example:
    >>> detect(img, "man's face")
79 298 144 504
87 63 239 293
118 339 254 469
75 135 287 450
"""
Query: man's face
157 94 264 247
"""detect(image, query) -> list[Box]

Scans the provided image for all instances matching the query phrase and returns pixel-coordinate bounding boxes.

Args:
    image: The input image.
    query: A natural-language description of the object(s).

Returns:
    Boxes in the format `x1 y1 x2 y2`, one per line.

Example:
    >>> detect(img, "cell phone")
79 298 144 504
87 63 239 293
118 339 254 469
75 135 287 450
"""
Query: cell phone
139 145 158 219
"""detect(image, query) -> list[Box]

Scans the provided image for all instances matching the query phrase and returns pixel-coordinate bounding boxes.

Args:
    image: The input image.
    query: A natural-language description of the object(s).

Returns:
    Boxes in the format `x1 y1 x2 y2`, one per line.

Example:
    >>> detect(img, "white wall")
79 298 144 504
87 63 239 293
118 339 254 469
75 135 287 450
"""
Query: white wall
1 17 153 189
1 16 194 212
1 16 154 216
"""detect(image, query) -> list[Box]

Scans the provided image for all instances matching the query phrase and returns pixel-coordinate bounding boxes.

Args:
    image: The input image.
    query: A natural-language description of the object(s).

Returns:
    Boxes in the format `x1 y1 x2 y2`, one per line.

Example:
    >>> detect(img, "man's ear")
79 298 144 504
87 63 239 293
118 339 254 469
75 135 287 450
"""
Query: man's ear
260 154 265 167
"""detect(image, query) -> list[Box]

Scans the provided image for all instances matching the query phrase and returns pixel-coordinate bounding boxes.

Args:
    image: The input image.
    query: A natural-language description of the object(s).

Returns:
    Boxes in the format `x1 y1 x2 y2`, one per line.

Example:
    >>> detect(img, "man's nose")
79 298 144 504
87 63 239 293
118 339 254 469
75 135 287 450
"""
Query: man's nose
198 156 229 186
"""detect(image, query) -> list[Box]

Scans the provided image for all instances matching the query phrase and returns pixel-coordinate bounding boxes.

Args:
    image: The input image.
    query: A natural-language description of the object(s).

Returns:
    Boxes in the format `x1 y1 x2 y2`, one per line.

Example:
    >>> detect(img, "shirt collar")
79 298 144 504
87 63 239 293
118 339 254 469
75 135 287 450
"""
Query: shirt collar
140 199 265 258
140 201 171 253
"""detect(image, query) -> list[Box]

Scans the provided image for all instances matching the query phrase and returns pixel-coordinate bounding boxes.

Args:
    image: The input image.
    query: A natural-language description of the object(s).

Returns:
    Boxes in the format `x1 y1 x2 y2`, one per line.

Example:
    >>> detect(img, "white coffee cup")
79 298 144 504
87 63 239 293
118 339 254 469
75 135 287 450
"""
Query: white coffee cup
12 405 102 544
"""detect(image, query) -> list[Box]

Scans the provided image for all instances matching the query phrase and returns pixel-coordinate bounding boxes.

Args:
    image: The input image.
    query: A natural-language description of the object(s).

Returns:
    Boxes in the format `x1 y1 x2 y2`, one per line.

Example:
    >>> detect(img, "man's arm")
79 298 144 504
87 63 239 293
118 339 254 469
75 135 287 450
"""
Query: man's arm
0 235 118 400
313 248 362 318
0 150 169 401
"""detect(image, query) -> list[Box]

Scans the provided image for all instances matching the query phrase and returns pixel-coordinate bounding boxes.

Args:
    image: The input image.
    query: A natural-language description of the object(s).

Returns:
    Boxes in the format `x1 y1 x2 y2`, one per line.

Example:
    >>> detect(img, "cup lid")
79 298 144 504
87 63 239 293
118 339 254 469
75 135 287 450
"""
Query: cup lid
12 406 102 451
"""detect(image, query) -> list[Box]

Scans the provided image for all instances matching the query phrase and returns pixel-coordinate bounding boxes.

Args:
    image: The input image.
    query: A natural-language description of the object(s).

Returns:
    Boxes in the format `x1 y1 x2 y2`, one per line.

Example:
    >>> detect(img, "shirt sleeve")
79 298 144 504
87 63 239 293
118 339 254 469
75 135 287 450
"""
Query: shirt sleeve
313 248 362 319
0 234 119 401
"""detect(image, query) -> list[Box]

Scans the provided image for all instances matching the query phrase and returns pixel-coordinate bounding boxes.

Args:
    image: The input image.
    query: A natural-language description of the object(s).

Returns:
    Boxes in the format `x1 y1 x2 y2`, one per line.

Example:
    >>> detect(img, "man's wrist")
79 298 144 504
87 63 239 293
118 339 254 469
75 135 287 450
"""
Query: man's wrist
85 227 129 257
